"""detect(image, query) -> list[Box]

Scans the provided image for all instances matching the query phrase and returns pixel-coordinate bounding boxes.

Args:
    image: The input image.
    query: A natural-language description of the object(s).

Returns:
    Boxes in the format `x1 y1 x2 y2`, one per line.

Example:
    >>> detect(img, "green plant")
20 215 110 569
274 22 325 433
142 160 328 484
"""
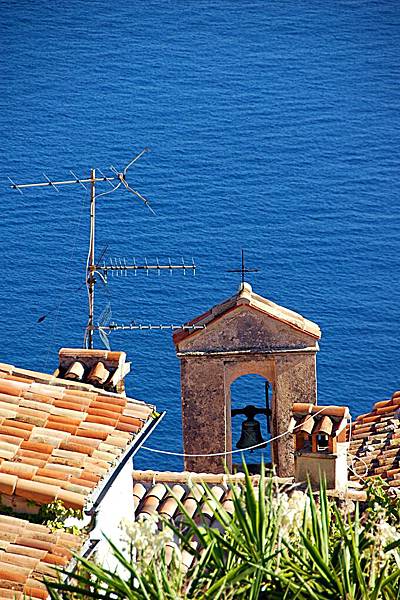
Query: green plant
45 465 400 600
46 462 286 599
365 476 400 528
39 499 83 534
166 460 286 599
271 478 400 599
0 496 83 534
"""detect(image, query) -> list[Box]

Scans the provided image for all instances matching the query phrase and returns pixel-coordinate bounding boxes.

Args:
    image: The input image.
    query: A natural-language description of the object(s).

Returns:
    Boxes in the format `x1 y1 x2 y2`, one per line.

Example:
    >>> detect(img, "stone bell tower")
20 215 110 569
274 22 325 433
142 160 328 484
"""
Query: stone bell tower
173 283 321 477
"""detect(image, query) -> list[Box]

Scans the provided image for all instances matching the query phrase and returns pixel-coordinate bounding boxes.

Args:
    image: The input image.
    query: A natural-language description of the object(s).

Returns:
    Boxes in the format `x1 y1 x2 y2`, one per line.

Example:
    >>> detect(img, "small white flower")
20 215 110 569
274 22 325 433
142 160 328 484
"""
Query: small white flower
119 514 173 570
272 490 309 534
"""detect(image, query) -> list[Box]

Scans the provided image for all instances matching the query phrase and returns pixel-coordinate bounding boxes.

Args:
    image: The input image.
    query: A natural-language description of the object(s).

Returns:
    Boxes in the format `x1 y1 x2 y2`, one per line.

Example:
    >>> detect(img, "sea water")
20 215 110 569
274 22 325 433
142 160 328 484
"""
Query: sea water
0 0 399 470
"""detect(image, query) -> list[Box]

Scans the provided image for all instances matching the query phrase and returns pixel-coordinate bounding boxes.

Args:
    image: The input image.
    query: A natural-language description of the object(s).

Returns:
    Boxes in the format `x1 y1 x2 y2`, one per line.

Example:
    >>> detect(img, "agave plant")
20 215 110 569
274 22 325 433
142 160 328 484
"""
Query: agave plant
46 463 283 599
273 478 400 600
46 464 400 600
163 461 286 599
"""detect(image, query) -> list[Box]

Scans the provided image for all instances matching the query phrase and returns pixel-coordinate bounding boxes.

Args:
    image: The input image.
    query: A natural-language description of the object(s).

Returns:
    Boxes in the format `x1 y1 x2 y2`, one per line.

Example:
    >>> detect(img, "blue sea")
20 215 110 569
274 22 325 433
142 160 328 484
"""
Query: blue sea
0 0 399 470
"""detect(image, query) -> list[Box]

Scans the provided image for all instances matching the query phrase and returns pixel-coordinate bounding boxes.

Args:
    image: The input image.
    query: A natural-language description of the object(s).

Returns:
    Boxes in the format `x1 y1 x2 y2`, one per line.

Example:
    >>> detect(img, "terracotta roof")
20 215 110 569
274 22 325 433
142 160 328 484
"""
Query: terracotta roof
132 470 293 571
348 391 400 487
56 348 131 392
132 469 368 571
0 514 82 599
0 361 155 513
173 282 321 345
290 404 350 438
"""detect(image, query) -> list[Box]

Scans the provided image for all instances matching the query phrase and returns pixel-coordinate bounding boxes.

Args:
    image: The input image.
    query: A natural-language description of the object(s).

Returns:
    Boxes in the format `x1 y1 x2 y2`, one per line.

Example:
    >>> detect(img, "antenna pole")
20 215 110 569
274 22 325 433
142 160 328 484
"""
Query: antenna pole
9 151 200 349
87 168 96 349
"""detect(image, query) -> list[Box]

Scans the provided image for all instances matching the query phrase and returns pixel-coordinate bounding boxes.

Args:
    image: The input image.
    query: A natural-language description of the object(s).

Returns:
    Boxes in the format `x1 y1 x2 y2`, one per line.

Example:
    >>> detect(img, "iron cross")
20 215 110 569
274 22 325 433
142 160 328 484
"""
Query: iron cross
228 249 260 284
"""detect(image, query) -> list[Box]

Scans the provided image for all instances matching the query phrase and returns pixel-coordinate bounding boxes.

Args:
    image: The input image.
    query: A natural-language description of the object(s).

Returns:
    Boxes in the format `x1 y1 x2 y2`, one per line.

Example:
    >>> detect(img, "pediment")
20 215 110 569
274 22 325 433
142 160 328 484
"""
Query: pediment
174 283 321 354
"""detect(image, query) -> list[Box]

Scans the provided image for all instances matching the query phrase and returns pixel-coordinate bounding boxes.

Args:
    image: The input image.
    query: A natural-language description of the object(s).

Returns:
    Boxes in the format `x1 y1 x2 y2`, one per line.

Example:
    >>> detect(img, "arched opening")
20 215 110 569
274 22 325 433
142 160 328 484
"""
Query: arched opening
230 374 272 472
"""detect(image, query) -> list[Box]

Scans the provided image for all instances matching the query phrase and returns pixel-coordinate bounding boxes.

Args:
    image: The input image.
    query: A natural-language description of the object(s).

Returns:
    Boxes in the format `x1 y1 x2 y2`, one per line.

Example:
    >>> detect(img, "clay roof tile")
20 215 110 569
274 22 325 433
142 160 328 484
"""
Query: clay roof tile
201 486 225 521
64 361 85 382
133 482 147 511
292 403 313 416
132 470 266 567
0 473 17 495
95 393 126 407
0 380 29 397
349 392 400 484
373 399 392 410
87 362 110 386
0 515 83 599
140 483 167 516
314 416 333 436
159 485 186 519
0 359 155 520
299 415 315 435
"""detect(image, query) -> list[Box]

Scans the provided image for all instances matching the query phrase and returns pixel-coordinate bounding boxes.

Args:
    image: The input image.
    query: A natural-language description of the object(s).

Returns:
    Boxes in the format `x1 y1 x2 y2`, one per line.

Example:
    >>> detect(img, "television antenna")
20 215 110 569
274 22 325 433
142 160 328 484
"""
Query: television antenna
9 149 203 349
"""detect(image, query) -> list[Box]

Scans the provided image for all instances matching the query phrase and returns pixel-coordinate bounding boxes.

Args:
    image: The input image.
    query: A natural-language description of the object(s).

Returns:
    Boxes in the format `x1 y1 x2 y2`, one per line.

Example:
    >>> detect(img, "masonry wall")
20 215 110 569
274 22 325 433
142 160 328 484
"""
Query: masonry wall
177 304 319 477
180 350 317 476
272 352 317 476
180 307 316 354
181 357 228 473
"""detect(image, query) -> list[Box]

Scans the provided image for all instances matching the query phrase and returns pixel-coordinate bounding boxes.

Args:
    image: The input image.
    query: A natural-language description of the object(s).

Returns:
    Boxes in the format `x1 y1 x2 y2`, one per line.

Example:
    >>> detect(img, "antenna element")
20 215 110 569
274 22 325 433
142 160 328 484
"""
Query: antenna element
10 150 199 350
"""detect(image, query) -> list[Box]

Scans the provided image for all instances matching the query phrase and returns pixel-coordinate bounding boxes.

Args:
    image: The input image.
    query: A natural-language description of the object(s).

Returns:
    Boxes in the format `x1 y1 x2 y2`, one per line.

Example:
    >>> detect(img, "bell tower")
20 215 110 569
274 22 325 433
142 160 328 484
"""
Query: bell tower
173 283 321 477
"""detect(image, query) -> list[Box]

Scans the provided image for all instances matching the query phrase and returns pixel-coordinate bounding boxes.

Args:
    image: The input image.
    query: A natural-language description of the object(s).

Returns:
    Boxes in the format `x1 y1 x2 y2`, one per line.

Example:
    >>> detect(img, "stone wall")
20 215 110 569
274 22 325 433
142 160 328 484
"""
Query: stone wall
177 300 320 477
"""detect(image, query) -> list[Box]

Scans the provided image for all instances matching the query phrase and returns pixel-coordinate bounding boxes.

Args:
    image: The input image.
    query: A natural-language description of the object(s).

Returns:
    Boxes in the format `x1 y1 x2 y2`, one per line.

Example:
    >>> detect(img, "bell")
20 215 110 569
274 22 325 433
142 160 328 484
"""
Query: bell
236 416 266 452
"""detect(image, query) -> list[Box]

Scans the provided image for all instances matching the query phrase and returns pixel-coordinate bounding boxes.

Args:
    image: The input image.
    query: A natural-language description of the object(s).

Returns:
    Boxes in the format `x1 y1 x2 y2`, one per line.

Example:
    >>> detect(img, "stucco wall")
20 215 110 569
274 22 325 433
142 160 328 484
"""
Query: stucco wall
178 304 319 476
91 460 134 571
295 445 348 490
177 306 318 354
181 356 228 472
272 352 317 476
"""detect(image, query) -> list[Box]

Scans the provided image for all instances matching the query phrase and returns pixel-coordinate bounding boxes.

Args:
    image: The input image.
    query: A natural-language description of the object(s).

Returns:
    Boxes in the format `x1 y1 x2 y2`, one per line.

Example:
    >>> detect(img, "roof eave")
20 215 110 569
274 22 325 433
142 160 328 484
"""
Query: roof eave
174 302 321 347
84 411 166 515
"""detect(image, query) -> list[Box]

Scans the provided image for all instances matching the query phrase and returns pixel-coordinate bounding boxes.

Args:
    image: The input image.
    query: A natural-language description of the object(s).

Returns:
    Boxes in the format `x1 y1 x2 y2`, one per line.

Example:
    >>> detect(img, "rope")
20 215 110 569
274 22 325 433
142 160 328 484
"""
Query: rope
348 453 369 480
141 406 332 458
346 415 369 480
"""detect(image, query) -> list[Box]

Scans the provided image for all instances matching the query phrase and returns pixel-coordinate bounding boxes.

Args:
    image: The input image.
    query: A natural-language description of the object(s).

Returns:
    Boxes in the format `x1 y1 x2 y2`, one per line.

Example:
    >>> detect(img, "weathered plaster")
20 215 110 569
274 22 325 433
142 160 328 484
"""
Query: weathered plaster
295 443 349 491
178 305 317 354
273 353 317 475
176 290 320 477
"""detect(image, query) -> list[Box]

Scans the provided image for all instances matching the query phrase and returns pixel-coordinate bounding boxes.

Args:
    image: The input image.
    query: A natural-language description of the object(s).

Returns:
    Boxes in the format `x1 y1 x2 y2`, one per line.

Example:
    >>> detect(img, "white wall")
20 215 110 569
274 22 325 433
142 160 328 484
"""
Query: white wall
91 459 134 572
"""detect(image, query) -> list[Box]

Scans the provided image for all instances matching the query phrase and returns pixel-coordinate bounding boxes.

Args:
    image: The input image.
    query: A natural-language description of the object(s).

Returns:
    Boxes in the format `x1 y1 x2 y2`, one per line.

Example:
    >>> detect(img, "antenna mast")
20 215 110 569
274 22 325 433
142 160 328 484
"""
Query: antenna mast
88 168 96 349
9 150 200 350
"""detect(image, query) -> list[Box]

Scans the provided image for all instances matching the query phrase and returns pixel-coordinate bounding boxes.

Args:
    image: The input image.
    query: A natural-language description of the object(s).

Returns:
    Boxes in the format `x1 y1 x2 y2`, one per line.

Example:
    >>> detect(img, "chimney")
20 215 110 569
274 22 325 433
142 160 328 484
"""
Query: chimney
290 403 350 491
55 349 131 394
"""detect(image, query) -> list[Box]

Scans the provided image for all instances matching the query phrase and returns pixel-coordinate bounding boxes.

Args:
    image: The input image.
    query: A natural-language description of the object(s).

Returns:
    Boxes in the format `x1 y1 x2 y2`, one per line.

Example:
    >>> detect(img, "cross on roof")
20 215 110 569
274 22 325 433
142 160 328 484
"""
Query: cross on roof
227 249 260 284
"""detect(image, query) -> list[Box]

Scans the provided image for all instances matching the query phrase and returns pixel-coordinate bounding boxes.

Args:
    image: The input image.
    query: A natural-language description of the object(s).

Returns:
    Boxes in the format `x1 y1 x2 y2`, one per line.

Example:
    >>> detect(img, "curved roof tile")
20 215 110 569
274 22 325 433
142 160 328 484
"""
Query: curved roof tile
0 361 156 513
348 391 400 487
0 514 82 599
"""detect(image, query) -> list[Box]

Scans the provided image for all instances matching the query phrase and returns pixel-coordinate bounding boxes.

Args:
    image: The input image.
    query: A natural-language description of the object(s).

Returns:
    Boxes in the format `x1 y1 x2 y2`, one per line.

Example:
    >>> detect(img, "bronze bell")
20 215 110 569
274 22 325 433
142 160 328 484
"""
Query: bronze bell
236 415 266 452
